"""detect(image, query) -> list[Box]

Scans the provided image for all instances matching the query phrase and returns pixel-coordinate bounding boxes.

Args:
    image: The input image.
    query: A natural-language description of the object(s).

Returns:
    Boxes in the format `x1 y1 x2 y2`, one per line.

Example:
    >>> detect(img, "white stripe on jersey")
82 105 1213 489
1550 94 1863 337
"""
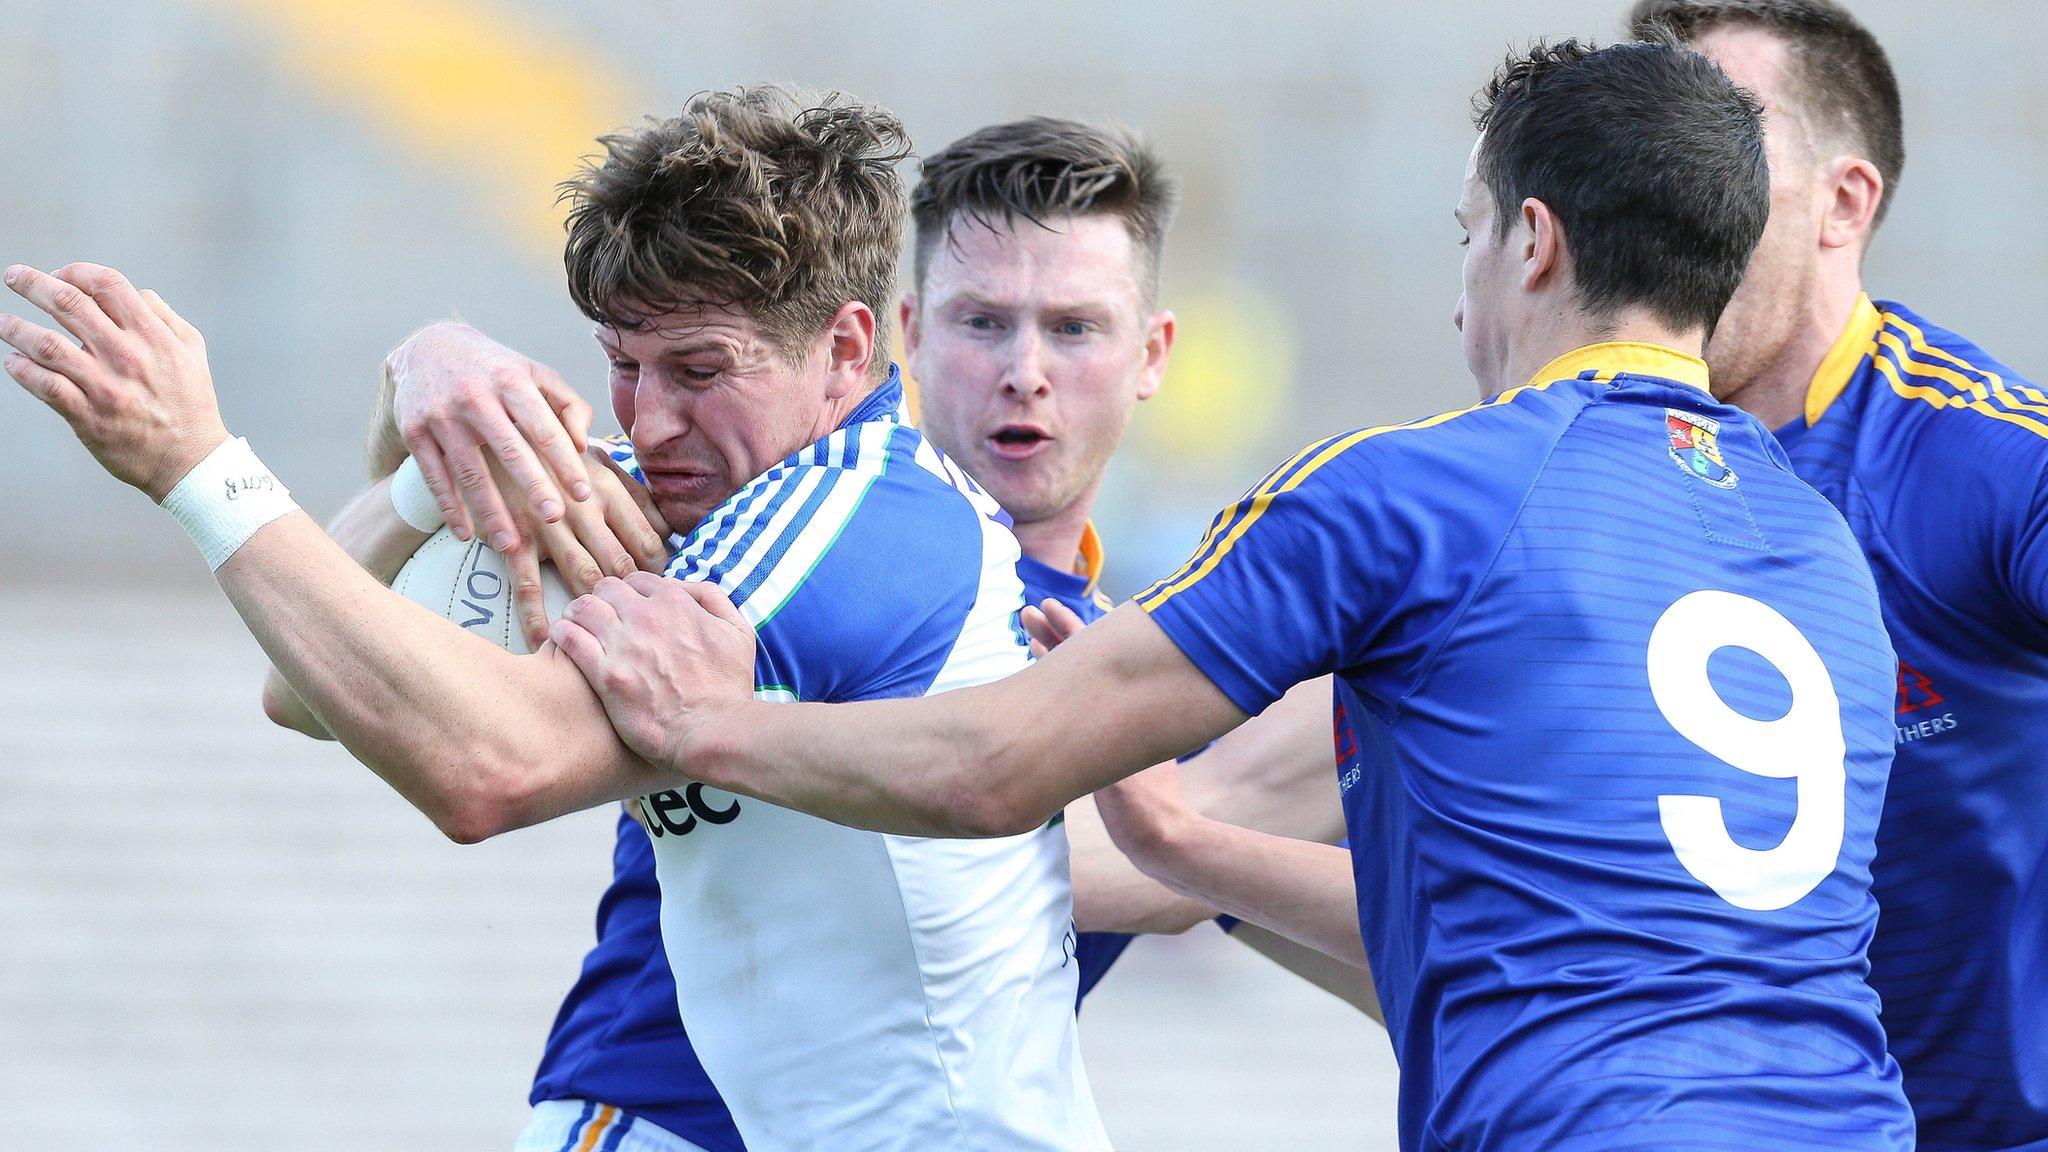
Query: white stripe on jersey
641 414 1107 1152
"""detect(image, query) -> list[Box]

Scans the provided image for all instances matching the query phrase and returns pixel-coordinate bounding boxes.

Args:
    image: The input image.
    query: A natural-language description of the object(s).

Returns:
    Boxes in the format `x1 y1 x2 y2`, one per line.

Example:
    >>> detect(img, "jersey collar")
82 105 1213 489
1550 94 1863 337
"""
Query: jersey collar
1525 341 1711 391
1802 294 1883 427
1076 520 1105 597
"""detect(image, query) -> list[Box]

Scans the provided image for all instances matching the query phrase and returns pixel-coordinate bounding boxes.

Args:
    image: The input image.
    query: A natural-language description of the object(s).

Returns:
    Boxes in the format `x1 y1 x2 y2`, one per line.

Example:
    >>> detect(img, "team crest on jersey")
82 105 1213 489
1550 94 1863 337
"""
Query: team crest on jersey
1666 409 1736 488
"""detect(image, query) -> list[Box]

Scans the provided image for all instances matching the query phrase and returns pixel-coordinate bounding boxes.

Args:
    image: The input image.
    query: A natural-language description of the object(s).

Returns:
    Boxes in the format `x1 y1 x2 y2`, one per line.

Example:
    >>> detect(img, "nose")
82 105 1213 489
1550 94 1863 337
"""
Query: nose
999 326 1053 401
630 370 693 447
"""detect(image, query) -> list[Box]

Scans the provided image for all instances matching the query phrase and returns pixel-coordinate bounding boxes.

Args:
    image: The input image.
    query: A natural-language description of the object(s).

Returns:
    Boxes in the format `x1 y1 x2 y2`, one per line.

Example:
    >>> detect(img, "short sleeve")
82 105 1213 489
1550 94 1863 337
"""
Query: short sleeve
665 441 1017 705
1136 434 1420 716
2008 467 2048 626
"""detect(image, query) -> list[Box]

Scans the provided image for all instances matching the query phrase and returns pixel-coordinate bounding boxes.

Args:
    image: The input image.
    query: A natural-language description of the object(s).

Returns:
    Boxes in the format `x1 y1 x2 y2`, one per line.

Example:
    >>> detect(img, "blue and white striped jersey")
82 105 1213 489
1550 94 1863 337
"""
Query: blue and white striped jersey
612 371 1106 1152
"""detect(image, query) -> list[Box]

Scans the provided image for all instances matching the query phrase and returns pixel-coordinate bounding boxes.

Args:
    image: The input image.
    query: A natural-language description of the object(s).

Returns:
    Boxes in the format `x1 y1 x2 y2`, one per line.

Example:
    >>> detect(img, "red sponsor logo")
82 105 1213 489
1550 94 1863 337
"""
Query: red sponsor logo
1895 660 1946 714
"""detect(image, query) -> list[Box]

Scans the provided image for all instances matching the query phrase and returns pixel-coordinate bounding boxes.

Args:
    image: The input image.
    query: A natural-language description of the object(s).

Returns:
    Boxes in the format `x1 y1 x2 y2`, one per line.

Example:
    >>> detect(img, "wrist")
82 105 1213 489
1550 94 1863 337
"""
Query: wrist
159 435 300 570
145 426 234 503
671 696 751 786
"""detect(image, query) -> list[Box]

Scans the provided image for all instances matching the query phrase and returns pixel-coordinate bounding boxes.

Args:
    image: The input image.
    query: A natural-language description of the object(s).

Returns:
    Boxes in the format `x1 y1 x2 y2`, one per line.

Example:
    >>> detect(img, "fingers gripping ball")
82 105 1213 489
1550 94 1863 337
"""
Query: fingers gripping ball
393 527 573 655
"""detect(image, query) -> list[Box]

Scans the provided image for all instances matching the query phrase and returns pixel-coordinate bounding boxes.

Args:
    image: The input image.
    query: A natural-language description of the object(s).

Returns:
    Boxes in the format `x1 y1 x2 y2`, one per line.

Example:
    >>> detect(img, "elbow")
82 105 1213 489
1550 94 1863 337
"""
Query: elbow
422 748 551 845
259 680 296 730
261 677 332 740
946 770 1061 840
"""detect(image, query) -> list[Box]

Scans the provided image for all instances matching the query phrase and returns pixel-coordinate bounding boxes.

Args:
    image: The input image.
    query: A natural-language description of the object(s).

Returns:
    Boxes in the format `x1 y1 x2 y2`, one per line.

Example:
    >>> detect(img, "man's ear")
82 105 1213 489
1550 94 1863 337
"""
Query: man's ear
1521 197 1565 293
1136 309 1176 402
822 300 879 399
1820 156 1884 251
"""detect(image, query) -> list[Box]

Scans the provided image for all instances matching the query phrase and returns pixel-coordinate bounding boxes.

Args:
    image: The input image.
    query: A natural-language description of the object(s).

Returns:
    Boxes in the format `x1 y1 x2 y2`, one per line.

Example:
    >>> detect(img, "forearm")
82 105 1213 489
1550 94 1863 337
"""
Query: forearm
223 513 662 839
260 476 431 740
366 355 409 480
1128 817 1367 969
1067 794 1218 934
685 605 1248 838
1226 921 1383 1023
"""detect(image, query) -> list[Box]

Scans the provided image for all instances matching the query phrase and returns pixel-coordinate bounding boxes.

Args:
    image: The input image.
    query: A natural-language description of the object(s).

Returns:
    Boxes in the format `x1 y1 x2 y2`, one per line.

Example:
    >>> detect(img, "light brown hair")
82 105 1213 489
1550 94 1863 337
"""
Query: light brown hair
910 117 1178 301
1630 0 1904 227
561 86 912 383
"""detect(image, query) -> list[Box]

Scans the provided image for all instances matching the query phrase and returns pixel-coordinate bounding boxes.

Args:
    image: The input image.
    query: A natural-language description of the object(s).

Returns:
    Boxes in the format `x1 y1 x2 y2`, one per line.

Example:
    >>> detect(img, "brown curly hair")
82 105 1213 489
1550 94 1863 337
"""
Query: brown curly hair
561 86 912 383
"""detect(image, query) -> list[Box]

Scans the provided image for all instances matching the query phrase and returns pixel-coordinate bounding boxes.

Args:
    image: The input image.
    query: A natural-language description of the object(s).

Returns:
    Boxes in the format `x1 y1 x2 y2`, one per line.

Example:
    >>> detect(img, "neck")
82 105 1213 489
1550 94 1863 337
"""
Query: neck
1715 260 1865 431
810 379 879 442
1012 481 1099 576
1505 305 1706 394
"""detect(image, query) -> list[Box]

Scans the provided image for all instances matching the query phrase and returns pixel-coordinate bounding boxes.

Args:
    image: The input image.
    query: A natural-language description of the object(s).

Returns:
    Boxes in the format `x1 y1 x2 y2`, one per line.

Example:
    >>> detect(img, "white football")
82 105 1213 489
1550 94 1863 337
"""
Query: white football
392 527 573 655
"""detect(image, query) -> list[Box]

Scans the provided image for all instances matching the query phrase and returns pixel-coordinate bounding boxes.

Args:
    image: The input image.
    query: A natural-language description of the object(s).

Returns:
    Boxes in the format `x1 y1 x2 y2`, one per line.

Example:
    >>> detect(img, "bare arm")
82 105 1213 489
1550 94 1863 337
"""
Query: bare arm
1227 921 1383 1023
3 263 668 842
550 579 1249 838
1095 761 1368 970
226 514 669 840
1070 675 1344 934
1066 793 1216 934
258 475 429 739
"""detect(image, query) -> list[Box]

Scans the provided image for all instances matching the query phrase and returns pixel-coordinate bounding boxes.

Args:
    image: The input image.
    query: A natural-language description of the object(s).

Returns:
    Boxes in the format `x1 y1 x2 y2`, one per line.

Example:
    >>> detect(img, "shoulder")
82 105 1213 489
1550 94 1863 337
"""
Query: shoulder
666 420 933 622
1864 302 2048 466
671 421 1024 697
1858 302 2048 513
1242 378 1605 532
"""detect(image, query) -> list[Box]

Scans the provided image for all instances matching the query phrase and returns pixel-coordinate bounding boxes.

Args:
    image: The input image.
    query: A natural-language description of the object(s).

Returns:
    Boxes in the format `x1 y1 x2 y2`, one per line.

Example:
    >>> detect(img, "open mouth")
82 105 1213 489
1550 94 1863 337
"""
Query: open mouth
988 425 1052 459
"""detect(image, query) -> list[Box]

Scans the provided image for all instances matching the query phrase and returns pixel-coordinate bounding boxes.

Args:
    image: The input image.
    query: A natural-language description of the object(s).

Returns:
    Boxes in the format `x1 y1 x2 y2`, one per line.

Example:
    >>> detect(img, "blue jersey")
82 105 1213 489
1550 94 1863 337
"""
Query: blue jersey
1139 343 1914 1151
530 392 1109 1146
1776 297 2048 1152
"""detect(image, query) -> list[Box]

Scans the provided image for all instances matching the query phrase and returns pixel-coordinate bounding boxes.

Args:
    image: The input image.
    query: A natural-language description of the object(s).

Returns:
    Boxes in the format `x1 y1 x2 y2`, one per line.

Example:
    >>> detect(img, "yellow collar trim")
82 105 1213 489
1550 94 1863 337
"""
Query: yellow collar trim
1526 341 1711 391
1804 294 1883 427
1076 521 1105 594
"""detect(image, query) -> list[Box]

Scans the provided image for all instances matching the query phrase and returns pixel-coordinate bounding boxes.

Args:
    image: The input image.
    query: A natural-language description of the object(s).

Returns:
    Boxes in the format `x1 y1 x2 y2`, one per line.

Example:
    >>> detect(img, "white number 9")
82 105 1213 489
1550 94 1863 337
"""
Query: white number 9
1648 589 1846 911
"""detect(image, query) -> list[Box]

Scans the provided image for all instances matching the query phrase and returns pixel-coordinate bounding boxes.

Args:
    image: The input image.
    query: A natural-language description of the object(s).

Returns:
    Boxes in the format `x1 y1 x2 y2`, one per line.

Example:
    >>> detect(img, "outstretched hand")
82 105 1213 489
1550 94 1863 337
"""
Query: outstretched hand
551 573 758 771
1 263 230 500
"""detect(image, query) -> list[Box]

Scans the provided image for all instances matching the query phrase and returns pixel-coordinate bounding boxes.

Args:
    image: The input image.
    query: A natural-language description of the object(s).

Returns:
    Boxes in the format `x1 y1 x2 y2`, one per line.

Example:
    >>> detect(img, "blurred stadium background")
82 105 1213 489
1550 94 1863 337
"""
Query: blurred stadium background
1 1 2042 1148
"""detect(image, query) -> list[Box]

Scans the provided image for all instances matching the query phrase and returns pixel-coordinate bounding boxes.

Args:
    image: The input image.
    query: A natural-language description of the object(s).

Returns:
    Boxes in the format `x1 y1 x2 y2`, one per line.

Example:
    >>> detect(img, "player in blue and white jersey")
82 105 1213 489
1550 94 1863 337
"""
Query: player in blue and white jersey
5 89 1111 1151
531 43 1915 1151
1637 4 2048 1147
355 118 1355 1151
511 117 1356 1150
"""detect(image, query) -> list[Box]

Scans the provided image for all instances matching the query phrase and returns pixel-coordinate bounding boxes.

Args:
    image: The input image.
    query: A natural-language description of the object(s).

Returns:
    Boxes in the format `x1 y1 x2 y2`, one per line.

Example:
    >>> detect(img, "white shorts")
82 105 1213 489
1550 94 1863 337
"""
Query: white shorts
514 1099 714 1152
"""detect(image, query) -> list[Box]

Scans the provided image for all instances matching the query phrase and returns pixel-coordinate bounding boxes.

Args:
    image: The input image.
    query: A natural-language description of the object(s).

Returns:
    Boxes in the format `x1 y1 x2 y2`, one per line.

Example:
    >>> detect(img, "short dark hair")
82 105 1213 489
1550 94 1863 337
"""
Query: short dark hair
560 86 912 383
1473 39 1769 338
1630 0 1904 228
910 117 1179 301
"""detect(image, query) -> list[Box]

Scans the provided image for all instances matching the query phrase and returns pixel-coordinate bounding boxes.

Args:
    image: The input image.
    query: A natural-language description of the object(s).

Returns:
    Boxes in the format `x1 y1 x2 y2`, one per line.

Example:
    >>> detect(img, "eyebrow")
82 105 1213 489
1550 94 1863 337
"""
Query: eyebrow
593 332 737 360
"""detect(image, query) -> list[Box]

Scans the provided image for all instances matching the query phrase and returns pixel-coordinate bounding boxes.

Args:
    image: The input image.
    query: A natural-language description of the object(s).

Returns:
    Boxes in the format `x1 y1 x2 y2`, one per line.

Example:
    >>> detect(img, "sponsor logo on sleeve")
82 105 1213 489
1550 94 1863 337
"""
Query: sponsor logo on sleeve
1894 659 1959 743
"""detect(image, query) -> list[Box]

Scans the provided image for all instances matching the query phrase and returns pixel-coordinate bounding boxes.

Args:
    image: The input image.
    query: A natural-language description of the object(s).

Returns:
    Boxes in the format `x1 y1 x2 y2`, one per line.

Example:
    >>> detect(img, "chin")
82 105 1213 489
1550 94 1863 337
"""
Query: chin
654 496 712 539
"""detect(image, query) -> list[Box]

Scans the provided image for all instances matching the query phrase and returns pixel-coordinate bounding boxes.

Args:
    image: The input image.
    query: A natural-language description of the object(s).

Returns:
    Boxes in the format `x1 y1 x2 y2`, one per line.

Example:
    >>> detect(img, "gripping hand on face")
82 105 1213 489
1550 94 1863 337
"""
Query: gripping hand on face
388 323 670 645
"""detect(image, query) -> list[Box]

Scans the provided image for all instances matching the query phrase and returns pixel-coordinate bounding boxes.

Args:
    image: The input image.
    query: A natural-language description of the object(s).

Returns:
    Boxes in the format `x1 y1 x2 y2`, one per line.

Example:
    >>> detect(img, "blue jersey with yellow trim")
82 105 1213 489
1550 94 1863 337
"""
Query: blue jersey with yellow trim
1776 297 2048 1152
1140 344 1913 1151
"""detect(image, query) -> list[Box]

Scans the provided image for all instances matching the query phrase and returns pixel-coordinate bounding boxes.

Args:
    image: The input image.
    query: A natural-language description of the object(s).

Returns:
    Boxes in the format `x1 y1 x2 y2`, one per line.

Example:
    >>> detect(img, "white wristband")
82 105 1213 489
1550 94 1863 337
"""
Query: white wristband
389 455 446 533
160 437 299 571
